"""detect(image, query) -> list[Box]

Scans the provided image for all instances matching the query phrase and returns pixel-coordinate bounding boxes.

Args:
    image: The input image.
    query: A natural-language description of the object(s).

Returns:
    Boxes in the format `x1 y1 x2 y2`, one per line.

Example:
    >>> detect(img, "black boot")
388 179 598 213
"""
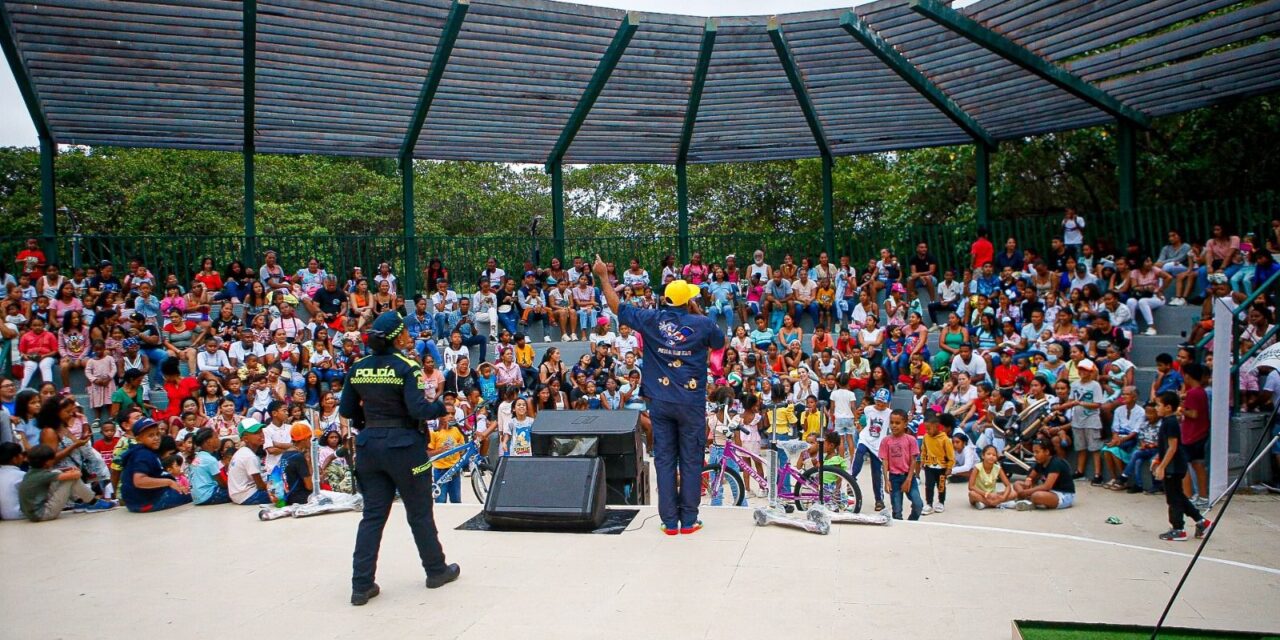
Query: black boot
351 583 381 606
427 563 461 589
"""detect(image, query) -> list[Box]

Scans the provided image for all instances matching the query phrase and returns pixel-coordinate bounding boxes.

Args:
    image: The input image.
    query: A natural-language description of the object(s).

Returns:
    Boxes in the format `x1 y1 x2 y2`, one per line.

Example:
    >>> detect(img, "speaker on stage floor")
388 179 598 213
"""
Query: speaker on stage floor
530 410 647 505
483 456 606 531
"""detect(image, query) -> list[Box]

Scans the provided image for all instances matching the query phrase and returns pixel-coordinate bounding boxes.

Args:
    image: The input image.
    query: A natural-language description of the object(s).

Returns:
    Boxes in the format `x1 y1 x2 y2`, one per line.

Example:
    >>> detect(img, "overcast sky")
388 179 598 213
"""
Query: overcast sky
0 0 978 147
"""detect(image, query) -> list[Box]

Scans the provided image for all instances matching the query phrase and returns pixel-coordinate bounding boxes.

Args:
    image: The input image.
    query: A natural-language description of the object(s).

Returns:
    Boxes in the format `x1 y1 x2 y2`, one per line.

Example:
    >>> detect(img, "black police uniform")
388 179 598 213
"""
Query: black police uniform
340 345 449 594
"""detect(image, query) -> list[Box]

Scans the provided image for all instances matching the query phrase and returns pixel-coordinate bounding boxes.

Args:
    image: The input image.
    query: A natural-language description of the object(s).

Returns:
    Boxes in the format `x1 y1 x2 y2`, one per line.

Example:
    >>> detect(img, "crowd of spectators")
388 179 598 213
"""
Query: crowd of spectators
0 212 1276 528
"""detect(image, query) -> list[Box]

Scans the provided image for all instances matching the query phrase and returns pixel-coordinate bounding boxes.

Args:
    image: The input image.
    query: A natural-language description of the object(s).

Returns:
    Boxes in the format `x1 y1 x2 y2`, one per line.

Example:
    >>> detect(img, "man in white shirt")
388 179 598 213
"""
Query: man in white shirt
228 329 264 369
430 278 460 338
1062 208 1086 255
949 343 989 384
928 270 964 324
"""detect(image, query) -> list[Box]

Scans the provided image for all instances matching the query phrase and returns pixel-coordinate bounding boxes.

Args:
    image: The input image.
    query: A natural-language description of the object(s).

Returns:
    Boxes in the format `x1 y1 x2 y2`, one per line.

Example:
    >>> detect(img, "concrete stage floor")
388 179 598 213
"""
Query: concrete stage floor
3 487 1279 639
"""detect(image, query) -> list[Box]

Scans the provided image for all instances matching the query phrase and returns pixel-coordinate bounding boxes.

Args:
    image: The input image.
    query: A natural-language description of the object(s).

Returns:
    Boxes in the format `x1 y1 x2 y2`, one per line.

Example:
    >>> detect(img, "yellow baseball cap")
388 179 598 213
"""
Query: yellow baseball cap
663 279 701 307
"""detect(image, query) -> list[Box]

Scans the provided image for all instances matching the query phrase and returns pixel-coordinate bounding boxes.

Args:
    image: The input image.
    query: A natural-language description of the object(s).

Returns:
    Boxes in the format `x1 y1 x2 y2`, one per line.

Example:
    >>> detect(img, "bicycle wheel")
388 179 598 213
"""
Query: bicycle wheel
797 466 863 513
700 464 745 507
470 460 495 504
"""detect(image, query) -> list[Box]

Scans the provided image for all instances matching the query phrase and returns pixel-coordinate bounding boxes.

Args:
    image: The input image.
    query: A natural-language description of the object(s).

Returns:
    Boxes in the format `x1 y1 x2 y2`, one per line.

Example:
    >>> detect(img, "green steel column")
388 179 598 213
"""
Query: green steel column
38 136 56 261
822 155 834 257
1118 119 1137 213
242 0 257 265
976 143 992 229
677 162 689 264
401 156 418 297
551 163 565 261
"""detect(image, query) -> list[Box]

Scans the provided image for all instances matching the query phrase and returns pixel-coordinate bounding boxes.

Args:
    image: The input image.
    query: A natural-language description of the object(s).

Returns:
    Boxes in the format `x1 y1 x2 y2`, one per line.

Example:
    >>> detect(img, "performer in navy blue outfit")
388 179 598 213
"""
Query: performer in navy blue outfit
593 255 724 534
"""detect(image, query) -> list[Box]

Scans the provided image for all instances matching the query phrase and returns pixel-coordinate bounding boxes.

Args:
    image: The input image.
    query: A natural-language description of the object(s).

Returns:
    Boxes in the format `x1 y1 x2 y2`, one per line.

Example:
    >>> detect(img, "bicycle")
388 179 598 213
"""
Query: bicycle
426 425 496 503
701 435 863 513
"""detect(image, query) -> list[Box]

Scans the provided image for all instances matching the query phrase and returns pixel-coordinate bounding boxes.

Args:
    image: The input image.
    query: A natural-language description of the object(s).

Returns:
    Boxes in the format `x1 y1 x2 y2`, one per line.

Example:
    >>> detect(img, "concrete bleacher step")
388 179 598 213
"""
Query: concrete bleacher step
1149 304 1201 336
1127 335 1186 364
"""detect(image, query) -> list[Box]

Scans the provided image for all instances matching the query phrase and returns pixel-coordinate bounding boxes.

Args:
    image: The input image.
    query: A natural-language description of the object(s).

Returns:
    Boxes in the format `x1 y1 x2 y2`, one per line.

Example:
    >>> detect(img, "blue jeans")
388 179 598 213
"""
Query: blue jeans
888 472 923 520
796 301 819 327
650 401 706 529
884 352 908 386
196 485 231 505
1123 448 1160 488
460 333 488 363
433 467 461 503
126 487 192 513
141 347 168 385
706 302 735 331
576 308 598 334
498 309 518 336
850 443 883 504
433 314 453 340
237 488 272 505
414 338 443 364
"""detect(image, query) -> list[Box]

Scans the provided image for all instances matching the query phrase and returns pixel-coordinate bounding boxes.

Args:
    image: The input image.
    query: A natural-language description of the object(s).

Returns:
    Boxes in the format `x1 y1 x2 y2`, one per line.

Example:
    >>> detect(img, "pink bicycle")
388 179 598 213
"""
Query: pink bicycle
700 438 863 513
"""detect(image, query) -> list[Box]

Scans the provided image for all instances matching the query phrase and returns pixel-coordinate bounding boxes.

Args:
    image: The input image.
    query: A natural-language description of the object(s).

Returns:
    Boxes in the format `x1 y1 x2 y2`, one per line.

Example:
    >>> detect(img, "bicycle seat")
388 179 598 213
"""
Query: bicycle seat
777 440 812 458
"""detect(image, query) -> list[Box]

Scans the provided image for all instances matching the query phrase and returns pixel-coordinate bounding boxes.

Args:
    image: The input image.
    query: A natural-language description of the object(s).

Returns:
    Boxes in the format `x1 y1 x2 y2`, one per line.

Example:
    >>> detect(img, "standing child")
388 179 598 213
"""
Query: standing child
879 409 922 520
501 397 534 457
428 412 465 504
920 411 955 515
967 444 1013 509
854 388 892 512
1152 392 1213 541
1179 363 1212 509
1060 359 1104 484
92 422 120 498
85 341 117 424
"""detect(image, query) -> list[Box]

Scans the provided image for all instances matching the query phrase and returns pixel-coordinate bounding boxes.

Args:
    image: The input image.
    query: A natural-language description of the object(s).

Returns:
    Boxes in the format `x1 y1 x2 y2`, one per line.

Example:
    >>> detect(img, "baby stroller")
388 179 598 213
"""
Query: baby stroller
996 397 1055 476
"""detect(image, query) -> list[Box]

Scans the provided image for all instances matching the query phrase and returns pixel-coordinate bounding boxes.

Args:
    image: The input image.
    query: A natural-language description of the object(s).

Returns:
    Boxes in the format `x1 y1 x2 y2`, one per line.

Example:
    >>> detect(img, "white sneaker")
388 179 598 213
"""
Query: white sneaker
921 504 934 516
974 502 986 510
1014 499 1034 511
1169 297 1185 306
543 335 552 343
1143 327 1158 336
934 502 945 513
997 500 1017 509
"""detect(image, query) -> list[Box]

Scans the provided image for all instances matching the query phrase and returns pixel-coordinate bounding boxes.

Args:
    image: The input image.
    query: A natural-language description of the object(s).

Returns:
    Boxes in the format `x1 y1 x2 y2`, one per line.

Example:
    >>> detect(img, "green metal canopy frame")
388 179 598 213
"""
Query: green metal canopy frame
2 0 1276 280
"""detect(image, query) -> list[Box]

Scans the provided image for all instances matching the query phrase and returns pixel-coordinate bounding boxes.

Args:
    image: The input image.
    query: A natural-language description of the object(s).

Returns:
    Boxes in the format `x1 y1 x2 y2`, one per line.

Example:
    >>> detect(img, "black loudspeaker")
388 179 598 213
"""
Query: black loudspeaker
530 410 647 505
483 456 606 531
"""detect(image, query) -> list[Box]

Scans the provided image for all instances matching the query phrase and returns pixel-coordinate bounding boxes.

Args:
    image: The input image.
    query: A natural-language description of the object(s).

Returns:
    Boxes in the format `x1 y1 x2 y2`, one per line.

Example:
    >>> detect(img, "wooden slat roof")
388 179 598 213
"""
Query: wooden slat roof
4 0 1278 163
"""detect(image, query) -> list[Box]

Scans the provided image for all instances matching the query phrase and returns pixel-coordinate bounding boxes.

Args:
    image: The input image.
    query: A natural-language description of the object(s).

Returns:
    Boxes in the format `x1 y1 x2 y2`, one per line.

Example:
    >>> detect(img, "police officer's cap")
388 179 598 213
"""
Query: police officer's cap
369 311 406 340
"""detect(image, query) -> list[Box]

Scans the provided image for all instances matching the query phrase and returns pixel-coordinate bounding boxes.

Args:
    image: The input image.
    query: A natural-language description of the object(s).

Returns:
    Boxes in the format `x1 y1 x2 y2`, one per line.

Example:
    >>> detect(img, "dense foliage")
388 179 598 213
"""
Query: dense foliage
0 94 1276 239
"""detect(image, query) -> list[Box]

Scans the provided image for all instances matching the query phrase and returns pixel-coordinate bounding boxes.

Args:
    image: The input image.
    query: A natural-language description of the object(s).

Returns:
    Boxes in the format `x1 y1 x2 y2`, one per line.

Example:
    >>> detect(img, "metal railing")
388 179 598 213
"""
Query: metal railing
1 192 1274 295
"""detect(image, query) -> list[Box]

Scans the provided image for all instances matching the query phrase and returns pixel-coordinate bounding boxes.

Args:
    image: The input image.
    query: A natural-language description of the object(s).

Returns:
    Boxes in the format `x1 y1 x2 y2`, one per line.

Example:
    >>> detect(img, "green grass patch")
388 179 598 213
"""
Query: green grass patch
1015 620 1280 640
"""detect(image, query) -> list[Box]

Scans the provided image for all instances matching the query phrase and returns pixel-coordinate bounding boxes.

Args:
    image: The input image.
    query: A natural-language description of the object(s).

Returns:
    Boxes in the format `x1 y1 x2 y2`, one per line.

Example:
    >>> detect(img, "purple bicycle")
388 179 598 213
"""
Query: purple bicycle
700 438 863 513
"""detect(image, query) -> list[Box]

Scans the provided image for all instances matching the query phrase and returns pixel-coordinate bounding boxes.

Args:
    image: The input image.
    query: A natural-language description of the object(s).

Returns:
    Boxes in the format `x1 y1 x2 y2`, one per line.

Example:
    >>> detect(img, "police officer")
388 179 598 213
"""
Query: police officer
593 256 724 535
340 311 460 605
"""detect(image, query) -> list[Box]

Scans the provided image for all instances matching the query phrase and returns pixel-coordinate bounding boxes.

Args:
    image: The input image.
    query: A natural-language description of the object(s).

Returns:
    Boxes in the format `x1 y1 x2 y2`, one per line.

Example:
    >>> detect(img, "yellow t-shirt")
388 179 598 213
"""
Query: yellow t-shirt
767 405 797 437
799 410 827 440
816 287 836 307
515 344 535 368
429 426 465 470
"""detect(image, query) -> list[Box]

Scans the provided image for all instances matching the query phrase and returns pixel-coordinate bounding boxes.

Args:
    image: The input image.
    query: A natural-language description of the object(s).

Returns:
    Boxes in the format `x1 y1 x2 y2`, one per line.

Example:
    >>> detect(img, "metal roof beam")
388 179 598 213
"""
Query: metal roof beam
0 3 52 141
840 10 995 150
400 0 469 161
767 16 831 159
545 12 639 170
676 18 716 165
909 0 1150 128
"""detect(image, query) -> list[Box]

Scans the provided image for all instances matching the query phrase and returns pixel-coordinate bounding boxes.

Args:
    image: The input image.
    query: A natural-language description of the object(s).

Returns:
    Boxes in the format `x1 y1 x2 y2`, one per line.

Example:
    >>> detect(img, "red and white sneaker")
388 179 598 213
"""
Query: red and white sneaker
1195 518 1213 539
